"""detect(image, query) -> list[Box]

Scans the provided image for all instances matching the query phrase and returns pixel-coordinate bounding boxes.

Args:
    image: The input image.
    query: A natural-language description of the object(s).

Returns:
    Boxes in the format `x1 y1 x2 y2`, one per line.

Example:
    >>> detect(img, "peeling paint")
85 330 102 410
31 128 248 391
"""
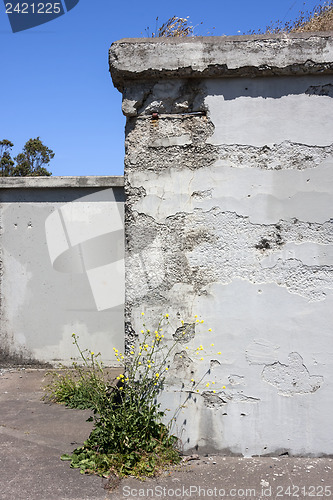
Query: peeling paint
246 339 280 365
205 77 333 147
305 84 333 97
202 390 260 408
202 391 227 408
114 35 333 455
172 350 194 372
173 323 196 343
128 161 333 224
228 375 245 386
262 352 324 396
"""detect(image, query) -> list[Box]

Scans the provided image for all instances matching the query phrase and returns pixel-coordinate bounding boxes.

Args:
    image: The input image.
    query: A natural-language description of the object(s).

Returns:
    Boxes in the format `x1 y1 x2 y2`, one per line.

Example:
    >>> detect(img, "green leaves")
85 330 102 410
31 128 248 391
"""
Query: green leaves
13 137 53 176
0 137 53 176
0 139 14 176
47 318 221 479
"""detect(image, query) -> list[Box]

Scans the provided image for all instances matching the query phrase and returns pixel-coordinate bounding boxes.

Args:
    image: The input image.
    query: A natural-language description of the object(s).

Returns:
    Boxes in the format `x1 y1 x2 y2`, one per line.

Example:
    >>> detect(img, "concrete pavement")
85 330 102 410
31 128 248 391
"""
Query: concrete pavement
0 369 332 500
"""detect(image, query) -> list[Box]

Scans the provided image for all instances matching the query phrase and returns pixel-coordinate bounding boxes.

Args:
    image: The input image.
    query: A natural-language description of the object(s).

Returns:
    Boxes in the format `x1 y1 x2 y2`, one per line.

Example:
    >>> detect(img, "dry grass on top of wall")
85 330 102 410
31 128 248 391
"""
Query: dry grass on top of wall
146 2 333 39
250 1 333 34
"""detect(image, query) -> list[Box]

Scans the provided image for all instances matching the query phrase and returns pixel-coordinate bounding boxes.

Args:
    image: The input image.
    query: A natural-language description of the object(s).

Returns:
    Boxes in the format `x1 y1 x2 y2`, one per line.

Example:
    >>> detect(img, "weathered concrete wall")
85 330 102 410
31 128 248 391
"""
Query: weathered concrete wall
110 33 333 456
0 177 125 366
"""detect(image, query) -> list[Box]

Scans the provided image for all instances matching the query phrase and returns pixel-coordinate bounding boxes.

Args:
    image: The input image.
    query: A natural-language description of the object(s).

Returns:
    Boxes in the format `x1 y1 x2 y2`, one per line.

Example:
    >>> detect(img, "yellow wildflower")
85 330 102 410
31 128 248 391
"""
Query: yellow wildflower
222 385 226 389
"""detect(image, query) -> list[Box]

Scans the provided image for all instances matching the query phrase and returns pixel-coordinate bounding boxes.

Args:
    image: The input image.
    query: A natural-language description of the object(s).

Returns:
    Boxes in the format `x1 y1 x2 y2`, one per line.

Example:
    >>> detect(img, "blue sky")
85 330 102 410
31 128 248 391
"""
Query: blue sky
0 0 324 176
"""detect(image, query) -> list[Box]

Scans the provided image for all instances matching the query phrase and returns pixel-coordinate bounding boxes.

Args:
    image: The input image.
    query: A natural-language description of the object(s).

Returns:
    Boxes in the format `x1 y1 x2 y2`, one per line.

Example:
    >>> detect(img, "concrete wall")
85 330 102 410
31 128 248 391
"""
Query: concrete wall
109 33 333 456
0 176 125 367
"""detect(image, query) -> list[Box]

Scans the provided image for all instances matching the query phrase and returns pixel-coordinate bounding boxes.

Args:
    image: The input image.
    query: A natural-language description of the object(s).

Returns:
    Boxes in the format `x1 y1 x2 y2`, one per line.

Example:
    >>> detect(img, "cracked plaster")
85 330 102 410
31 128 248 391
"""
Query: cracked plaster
112 34 333 455
262 352 323 396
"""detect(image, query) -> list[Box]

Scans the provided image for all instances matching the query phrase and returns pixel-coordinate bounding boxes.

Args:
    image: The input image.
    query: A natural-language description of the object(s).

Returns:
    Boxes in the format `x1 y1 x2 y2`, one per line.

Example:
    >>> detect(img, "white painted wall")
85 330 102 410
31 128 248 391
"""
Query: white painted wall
0 180 124 366
124 72 333 455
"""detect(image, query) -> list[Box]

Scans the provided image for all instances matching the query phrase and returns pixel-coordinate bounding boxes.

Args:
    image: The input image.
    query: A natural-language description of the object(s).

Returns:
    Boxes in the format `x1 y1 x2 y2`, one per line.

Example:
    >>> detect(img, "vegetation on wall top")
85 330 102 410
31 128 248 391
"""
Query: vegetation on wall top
146 2 333 39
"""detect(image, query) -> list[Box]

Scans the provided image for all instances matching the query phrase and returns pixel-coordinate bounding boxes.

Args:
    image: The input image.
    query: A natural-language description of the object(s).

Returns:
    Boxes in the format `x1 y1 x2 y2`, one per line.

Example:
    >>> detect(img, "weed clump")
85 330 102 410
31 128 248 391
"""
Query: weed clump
43 338 109 410
44 315 224 479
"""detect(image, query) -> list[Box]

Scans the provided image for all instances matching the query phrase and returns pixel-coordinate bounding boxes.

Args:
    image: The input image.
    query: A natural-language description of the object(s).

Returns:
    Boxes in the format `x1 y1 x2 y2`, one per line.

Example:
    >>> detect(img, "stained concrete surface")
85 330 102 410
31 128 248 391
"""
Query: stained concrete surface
0 179 125 367
0 369 332 500
110 34 333 455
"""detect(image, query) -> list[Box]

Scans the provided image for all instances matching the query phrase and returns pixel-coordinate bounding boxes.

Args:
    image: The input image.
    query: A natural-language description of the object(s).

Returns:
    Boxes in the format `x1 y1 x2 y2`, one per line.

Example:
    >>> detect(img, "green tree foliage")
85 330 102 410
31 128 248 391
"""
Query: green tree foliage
13 137 54 176
0 140 14 176
0 137 54 177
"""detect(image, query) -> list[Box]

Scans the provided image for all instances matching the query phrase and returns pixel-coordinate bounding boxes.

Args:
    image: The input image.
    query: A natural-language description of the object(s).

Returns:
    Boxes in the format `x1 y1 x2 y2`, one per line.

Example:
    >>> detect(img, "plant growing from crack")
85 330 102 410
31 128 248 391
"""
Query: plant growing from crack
45 315 224 479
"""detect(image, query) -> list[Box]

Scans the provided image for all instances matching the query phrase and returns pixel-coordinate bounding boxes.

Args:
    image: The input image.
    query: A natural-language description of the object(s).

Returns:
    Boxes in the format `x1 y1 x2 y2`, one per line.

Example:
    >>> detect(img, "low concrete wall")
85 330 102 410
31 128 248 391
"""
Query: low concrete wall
110 33 333 456
0 176 125 366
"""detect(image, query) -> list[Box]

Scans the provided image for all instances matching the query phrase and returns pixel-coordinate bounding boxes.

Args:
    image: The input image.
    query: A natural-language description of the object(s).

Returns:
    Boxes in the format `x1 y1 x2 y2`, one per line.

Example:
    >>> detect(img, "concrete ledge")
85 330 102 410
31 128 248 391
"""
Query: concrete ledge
109 32 333 90
0 176 124 189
